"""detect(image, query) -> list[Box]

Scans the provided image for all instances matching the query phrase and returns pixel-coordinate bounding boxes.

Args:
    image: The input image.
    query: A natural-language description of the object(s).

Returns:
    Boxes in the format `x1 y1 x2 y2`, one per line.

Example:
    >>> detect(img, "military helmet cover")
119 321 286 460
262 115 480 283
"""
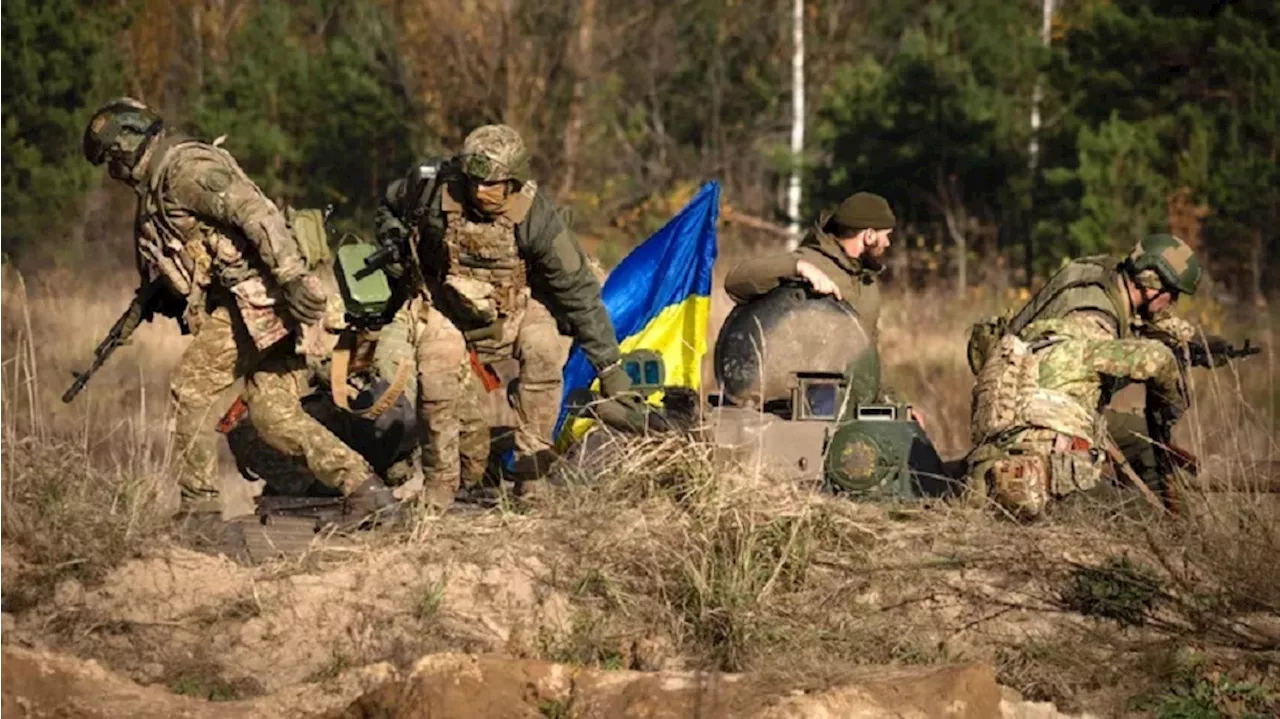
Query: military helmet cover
1126 233 1201 296
83 97 164 166
459 124 530 183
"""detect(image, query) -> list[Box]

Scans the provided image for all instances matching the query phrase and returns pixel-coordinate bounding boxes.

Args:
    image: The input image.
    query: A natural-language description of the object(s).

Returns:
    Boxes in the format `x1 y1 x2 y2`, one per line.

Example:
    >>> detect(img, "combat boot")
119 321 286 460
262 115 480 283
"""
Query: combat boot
417 478 459 514
175 487 222 518
345 475 399 526
512 477 546 503
511 449 559 508
174 487 224 546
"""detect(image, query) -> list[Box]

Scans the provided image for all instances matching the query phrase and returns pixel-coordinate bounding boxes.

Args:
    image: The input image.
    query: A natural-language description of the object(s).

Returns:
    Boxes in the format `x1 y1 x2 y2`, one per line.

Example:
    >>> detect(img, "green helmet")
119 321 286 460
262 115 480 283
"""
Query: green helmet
1125 233 1201 296
83 97 164 168
459 124 530 183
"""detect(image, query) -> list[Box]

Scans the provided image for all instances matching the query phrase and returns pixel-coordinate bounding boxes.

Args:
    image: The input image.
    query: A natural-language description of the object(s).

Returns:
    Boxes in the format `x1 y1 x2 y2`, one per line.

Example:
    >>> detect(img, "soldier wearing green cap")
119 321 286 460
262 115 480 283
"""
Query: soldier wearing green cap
725 191 897 337
81 97 396 520
375 124 632 510
964 234 1206 520
722 192 919 421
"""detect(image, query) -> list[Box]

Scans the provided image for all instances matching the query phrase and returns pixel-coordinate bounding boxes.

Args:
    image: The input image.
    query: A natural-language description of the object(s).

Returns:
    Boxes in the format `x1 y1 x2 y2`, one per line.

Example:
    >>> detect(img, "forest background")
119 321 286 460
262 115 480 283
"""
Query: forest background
4 0 1279 305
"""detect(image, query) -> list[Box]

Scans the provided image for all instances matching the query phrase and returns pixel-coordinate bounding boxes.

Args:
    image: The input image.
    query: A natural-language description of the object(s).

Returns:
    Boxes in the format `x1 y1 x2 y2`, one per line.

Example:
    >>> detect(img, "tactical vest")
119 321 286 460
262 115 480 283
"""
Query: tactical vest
966 257 1130 374
135 139 295 350
134 140 214 303
426 181 537 330
1009 256 1130 339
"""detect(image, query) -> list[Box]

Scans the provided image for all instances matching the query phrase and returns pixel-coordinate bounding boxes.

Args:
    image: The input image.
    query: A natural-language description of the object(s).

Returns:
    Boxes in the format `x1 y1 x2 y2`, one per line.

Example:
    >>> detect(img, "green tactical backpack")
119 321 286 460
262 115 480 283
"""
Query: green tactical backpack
286 207 334 271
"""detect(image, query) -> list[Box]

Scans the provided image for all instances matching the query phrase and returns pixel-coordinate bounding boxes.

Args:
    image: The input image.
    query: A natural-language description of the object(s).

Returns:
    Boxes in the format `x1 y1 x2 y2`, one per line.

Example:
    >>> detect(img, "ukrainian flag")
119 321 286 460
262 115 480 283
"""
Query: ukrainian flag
553 180 720 447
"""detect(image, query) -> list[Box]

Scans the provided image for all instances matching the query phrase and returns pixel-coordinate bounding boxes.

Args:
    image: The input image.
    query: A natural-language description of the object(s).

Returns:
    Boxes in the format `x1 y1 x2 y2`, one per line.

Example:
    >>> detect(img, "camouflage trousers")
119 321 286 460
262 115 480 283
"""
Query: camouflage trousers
966 411 1165 519
405 289 567 502
373 303 490 489
169 298 375 502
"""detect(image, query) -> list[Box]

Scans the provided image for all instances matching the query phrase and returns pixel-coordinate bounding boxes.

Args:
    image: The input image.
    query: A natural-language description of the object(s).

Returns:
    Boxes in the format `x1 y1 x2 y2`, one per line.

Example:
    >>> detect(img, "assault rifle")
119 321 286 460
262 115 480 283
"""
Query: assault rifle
1153 332 1263 370
62 278 170 403
355 234 405 280
1182 336 1261 368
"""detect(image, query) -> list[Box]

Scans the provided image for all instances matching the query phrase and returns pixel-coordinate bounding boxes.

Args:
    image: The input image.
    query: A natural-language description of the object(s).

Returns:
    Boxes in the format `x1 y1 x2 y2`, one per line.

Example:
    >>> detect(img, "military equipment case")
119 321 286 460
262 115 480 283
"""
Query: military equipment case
335 236 396 328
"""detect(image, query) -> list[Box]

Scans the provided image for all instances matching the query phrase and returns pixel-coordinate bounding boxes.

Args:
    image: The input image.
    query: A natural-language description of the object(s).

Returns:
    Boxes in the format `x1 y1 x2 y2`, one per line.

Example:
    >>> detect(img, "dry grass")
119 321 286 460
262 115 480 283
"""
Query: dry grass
3 258 1278 715
2 267 176 610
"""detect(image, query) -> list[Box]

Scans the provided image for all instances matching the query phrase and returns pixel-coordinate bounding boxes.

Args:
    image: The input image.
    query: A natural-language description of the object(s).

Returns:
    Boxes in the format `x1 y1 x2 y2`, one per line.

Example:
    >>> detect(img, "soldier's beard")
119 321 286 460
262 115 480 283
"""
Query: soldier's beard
862 255 884 272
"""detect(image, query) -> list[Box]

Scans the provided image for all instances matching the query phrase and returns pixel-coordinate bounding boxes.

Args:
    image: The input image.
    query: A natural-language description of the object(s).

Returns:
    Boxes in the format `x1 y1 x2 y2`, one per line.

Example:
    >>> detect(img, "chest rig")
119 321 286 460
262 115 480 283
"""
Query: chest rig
432 180 537 327
135 141 215 301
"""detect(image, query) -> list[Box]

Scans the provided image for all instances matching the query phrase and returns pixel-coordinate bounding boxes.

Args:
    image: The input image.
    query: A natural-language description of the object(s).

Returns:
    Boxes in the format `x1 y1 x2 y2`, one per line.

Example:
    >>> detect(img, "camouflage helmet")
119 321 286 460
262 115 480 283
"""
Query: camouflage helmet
1125 233 1201 296
459 124 530 183
83 97 164 166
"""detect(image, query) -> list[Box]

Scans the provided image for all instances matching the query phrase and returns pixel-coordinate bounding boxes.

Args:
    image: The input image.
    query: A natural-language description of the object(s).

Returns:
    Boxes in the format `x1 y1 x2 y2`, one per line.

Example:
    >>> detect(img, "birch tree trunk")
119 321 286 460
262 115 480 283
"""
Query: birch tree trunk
785 0 805 251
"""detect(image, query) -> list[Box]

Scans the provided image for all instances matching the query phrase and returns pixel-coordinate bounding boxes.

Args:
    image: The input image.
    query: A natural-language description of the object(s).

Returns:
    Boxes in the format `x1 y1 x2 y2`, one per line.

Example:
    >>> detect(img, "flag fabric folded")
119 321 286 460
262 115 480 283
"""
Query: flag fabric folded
552 180 721 447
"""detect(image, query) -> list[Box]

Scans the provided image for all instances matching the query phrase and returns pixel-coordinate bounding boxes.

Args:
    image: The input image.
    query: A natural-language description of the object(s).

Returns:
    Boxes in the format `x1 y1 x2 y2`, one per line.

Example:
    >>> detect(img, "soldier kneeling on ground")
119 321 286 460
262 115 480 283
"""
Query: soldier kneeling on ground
222 256 496 509
965 233 1209 520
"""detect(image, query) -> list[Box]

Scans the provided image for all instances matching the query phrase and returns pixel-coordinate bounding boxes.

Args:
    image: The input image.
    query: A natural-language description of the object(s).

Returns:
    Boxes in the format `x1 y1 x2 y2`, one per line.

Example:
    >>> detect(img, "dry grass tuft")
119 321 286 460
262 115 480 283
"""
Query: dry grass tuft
2 267 175 610
540 433 872 672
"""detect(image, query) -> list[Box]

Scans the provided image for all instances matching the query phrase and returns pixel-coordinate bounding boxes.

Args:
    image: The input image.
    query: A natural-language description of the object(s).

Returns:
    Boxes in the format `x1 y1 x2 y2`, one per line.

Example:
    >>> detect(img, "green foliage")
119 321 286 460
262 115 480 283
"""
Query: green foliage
810 0 1041 234
1059 555 1162 628
186 0 421 229
1049 113 1173 255
1133 649 1279 719
1 0 121 256
1041 0 1280 290
2 0 1277 294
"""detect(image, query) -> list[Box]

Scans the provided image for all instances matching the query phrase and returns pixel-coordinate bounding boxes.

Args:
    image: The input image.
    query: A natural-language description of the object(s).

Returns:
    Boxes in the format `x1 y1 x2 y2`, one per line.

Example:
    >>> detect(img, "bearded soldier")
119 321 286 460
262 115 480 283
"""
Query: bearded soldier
724 192 895 334
82 97 395 519
965 234 1203 519
721 192 926 423
374 124 634 509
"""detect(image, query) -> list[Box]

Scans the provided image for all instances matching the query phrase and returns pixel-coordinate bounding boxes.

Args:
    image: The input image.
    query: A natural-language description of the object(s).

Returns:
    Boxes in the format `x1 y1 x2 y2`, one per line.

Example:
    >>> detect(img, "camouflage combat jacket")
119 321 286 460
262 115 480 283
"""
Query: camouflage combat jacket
970 257 1189 454
723 225 883 340
134 134 319 351
375 160 621 371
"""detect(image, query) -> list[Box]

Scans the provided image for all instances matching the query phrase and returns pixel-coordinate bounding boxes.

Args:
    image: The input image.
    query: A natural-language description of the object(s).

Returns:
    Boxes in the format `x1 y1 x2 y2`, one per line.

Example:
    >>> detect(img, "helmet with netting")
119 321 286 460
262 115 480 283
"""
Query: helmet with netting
1125 233 1201 296
83 97 164 167
459 124 530 183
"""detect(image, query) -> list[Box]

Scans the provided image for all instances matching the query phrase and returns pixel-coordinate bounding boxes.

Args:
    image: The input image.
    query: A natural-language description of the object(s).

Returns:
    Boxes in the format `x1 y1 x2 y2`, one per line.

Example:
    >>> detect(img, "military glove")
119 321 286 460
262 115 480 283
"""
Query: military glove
281 274 327 325
597 361 633 398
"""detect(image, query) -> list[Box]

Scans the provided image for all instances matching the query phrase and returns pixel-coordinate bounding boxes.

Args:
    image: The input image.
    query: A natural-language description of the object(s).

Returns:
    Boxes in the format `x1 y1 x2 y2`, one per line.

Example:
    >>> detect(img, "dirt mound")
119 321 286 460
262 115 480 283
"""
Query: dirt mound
13 533 570 695
1 644 394 719
3 644 1085 719
3 643 238 719
333 652 1007 718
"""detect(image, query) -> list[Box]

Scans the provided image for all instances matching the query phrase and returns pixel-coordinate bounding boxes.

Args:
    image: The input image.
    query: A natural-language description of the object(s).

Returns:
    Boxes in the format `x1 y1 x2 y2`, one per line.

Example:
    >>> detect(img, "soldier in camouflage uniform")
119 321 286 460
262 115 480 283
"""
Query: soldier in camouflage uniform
326 294 494 491
375 124 634 510
965 234 1202 520
83 97 395 519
